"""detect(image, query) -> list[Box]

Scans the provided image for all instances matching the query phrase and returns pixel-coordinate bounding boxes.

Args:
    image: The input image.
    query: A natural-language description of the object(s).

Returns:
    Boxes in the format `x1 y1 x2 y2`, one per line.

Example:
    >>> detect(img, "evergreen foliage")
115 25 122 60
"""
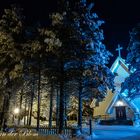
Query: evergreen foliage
0 5 25 125
121 24 140 99
49 0 114 132
0 0 114 133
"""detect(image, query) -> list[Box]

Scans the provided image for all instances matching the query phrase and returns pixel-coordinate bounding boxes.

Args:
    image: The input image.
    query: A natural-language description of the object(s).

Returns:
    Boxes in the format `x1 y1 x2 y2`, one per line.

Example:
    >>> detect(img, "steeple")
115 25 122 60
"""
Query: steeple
116 44 123 58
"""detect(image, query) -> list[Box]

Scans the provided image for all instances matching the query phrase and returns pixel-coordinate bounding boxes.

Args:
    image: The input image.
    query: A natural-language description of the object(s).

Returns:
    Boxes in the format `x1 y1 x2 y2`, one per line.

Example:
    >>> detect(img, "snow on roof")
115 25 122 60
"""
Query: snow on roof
110 57 129 74
106 56 138 114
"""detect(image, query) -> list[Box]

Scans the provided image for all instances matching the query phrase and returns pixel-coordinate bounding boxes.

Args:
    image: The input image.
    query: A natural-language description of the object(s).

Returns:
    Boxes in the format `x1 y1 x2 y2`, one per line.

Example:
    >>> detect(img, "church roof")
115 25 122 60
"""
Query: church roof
106 56 138 114
110 56 130 74
106 92 137 114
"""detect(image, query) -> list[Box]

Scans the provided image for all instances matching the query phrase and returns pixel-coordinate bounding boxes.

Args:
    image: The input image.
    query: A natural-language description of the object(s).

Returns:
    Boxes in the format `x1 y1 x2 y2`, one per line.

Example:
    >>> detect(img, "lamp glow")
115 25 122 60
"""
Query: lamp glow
116 100 124 106
14 108 20 114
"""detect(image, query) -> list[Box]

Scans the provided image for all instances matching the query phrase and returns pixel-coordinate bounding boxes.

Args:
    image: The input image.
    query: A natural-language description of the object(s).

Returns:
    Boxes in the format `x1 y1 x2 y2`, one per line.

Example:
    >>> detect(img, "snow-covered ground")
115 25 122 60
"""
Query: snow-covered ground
45 125 140 140
3 125 140 140
88 125 140 140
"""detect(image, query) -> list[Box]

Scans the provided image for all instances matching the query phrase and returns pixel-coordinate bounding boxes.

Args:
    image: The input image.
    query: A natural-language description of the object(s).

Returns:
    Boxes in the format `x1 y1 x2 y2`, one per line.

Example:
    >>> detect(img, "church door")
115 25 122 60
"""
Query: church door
115 106 126 120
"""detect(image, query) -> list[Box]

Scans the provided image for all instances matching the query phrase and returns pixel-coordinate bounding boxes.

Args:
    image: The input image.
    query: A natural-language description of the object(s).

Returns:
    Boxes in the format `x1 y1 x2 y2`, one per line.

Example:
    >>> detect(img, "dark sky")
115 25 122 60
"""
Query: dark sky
94 0 140 60
0 0 139 65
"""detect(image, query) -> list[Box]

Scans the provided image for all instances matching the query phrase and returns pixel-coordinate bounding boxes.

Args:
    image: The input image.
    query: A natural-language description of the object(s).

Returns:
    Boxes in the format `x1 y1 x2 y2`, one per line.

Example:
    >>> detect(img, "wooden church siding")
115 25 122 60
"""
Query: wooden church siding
93 90 113 118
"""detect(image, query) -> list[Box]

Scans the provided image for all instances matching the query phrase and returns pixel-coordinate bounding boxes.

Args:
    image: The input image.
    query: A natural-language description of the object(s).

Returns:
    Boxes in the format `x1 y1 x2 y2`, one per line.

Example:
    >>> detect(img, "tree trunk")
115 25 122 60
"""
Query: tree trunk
64 91 67 127
78 82 82 131
0 96 6 126
18 92 23 125
29 80 35 126
49 84 53 128
58 61 65 134
24 98 27 125
89 117 92 135
37 60 41 131
56 88 59 127
27 101 30 125
0 92 11 126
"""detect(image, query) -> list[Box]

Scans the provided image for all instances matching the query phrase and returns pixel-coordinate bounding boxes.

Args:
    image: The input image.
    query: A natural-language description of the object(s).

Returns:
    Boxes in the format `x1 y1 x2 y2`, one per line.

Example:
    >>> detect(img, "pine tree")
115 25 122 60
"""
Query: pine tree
121 24 140 99
65 0 114 130
49 0 114 133
0 5 25 126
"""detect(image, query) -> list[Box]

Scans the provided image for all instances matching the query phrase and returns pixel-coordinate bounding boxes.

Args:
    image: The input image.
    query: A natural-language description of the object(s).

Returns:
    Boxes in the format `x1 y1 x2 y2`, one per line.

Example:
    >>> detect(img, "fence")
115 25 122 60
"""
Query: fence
6 125 73 136
93 114 110 120
38 127 72 135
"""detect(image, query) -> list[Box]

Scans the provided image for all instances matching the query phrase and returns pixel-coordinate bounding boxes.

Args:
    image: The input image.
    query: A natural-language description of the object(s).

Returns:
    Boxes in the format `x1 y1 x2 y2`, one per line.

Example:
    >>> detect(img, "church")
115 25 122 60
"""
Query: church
93 45 140 125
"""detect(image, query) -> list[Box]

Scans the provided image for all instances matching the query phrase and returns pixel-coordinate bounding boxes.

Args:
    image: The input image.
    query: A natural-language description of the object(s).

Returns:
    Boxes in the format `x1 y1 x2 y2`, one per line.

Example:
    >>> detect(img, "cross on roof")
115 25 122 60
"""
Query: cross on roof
116 44 123 58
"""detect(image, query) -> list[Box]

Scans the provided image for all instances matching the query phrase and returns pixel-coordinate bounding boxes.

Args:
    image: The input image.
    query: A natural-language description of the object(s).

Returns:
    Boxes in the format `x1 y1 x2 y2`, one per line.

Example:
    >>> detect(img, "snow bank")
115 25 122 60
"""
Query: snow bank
71 133 98 140
45 135 62 140
45 133 97 140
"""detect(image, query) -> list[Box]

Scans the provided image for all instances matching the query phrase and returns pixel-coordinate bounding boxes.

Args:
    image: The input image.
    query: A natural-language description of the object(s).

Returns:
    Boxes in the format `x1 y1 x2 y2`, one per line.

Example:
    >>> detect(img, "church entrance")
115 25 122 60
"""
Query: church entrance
115 106 126 120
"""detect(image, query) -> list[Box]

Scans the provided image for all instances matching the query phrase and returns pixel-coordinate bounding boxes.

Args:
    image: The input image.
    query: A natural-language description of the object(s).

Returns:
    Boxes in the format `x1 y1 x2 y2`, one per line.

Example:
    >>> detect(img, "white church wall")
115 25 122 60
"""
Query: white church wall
126 107 134 120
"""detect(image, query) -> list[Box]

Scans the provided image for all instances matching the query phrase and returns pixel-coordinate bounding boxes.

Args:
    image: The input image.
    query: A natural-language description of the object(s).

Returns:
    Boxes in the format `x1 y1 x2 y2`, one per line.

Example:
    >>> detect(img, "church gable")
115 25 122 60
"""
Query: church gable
110 57 129 78
110 57 130 93
106 92 133 114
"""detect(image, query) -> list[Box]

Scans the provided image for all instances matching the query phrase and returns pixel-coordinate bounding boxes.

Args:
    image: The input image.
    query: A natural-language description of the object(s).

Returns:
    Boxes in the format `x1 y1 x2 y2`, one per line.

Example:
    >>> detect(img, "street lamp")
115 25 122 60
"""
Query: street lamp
13 108 20 126
14 108 20 114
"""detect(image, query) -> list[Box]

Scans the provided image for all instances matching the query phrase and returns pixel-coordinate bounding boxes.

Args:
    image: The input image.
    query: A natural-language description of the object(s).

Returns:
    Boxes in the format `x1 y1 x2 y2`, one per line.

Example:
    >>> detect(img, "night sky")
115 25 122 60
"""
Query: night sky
0 0 139 66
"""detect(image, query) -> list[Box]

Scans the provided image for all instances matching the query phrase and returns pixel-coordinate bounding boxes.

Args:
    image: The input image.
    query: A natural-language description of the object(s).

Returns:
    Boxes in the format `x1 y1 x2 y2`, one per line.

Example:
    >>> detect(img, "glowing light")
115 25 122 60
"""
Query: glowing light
116 100 124 106
14 108 20 114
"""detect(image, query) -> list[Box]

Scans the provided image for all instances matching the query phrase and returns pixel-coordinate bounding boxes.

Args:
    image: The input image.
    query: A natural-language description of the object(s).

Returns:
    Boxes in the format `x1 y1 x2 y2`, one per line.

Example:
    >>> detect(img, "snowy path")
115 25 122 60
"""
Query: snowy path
91 125 140 140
